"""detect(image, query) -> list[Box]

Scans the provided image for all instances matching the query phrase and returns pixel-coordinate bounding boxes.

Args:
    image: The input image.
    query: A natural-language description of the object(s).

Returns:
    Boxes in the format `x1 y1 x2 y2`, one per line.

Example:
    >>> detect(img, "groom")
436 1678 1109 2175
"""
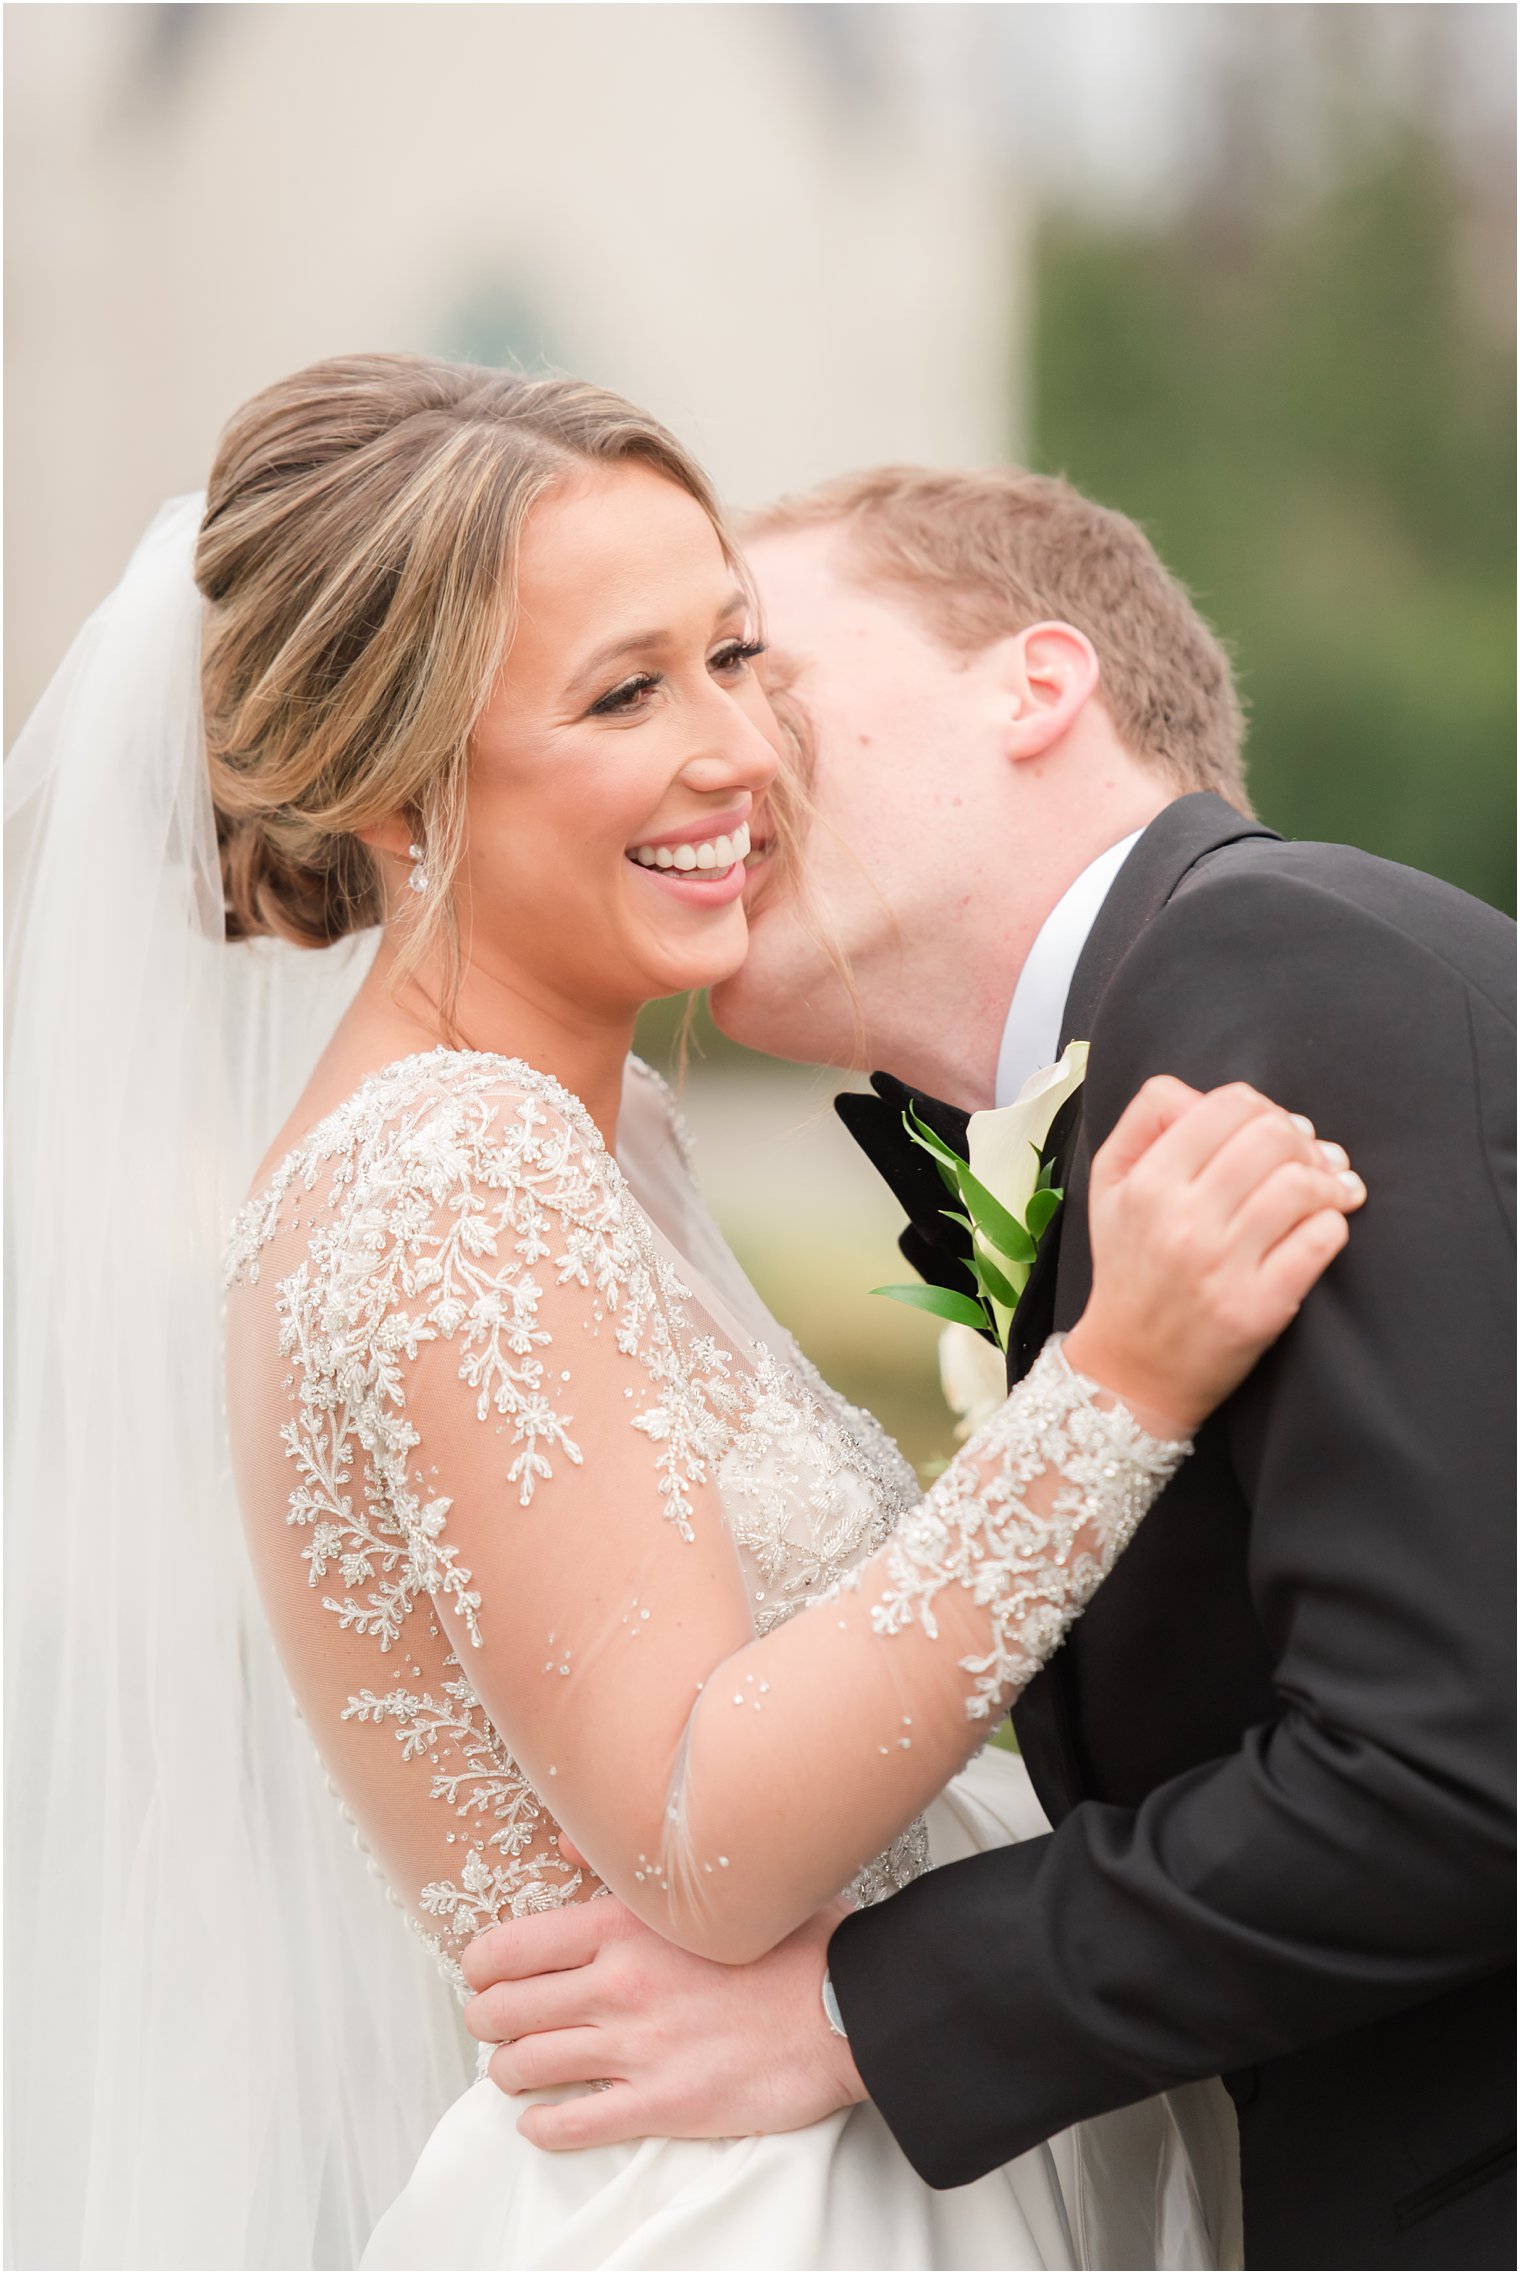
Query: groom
463 466 1515 2269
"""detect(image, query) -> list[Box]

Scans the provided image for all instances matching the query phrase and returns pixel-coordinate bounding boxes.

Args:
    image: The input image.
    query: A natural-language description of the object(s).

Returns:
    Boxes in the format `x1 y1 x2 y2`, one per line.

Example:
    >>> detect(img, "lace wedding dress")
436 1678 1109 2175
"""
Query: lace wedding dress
224 1046 1232 2272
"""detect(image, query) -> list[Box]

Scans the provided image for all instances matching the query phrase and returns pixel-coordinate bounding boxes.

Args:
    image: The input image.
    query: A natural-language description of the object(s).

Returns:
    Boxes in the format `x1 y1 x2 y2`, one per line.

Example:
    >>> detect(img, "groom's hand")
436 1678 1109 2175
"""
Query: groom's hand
461 1894 866 2150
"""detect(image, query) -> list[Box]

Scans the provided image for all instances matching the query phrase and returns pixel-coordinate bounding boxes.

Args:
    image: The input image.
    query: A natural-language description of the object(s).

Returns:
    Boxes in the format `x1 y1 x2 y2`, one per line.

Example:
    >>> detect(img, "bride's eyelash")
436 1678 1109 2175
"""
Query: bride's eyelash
713 638 768 671
590 673 660 718
589 640 767 719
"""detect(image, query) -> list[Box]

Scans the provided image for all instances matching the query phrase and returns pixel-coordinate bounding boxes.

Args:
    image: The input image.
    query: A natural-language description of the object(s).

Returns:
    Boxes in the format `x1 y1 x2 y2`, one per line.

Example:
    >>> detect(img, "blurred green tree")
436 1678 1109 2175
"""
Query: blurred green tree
1032 129 1515 914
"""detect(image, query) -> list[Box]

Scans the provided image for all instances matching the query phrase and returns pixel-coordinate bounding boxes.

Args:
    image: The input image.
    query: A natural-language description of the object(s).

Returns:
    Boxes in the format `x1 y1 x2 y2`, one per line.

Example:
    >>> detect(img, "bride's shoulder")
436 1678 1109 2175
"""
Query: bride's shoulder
353 1047 622 1210
227 1049 625 1283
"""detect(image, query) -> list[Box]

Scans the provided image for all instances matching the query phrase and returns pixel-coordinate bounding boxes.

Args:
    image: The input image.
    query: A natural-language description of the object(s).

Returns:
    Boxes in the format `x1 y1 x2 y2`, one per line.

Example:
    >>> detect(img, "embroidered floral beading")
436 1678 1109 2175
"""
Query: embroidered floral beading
227 1050 932 1988
866 1334 1191 1720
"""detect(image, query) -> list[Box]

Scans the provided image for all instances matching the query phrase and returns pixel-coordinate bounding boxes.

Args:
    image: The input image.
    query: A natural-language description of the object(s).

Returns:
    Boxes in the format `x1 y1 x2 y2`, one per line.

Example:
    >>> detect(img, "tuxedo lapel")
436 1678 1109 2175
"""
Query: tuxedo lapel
1044 794 1281 1332
1013 796 1280 1816
1060 793 1280 1052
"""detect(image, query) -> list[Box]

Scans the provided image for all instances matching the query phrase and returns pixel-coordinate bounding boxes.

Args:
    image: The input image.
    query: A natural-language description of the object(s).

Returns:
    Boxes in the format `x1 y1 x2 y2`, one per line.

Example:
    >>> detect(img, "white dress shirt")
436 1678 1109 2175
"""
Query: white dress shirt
994 831 1144 1106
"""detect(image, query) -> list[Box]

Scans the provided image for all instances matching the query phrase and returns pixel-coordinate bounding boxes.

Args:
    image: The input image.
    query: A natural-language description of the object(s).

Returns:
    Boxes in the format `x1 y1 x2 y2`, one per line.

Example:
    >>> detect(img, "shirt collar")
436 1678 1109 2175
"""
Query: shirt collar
994 831 1144 1107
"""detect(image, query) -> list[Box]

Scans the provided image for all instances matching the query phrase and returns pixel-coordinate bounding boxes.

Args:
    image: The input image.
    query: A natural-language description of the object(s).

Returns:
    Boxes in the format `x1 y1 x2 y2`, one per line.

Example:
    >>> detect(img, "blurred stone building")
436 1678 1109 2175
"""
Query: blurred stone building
5 1 1022 737
6 1 1026 1464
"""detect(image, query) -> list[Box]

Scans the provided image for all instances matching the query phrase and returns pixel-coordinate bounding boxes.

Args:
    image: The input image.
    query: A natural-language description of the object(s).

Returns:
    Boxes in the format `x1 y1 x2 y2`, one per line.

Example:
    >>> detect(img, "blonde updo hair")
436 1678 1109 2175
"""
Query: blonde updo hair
197 353 733 993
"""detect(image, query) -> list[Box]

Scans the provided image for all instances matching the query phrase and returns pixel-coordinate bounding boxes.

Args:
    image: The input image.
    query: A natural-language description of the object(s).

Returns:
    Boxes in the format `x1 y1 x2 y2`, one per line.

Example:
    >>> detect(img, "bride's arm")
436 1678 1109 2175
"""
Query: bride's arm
402 1075 1359 1963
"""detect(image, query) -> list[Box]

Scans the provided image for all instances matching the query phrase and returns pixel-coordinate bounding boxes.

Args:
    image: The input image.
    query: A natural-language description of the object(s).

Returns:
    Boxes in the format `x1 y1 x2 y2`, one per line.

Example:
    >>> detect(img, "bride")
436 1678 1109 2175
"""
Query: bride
5 354 1361 2272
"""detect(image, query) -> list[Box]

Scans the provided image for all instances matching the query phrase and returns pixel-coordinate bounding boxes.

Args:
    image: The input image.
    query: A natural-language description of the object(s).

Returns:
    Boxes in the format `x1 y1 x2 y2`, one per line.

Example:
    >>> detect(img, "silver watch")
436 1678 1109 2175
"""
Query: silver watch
821 1966 848 2040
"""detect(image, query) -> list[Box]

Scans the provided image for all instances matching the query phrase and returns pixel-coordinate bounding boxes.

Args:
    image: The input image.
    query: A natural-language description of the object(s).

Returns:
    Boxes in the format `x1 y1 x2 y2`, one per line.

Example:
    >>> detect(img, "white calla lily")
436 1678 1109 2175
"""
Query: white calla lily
877 1040 1089 1361
966 1040 1090 1237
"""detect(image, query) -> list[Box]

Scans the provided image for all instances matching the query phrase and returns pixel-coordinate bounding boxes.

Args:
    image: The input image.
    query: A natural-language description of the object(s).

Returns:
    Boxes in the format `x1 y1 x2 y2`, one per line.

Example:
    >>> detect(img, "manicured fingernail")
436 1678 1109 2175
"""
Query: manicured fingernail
1289 1113 1315 1137
1317 1140 1349 1170
1337 1170 1366 1201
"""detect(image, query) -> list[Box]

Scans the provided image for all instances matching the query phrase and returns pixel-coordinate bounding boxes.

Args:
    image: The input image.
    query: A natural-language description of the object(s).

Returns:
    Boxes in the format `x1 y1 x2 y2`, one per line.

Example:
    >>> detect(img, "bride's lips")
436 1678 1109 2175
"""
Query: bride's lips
625 811 752 911
627 857 748 909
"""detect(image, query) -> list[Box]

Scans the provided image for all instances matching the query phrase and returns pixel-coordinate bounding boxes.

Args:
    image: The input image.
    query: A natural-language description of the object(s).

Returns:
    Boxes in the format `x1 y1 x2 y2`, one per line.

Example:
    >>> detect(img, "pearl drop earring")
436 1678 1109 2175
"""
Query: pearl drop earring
406 844 428 895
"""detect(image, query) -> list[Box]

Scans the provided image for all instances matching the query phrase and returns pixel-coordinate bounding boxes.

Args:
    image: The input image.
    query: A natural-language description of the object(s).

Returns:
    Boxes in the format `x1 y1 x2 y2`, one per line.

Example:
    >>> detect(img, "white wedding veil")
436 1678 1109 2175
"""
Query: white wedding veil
4 498 474 2269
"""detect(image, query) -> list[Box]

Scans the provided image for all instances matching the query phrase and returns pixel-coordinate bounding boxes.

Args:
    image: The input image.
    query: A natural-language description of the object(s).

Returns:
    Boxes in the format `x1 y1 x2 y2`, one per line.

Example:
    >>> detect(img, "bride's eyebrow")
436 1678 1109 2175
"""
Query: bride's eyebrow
569 629 668 693
566 590 751 696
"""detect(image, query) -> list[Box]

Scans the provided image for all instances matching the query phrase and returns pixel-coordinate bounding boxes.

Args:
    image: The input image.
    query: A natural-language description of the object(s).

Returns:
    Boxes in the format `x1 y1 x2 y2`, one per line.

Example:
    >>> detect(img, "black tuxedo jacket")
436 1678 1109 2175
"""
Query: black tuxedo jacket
830 795 1515 2270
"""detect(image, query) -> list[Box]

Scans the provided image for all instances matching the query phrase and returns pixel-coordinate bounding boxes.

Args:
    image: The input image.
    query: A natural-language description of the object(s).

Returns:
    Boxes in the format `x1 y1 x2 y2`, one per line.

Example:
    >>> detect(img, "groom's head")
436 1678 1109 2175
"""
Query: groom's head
711 466 1250 1105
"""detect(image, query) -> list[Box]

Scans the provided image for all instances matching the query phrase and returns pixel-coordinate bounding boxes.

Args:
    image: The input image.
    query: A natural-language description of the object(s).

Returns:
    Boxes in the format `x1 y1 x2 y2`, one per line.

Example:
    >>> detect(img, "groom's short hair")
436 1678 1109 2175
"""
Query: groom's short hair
746 466 1253 815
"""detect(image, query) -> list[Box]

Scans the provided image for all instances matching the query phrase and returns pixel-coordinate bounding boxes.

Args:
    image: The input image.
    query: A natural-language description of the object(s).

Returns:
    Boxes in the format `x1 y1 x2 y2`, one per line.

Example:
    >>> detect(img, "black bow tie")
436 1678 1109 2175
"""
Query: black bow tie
833 1073 979 1302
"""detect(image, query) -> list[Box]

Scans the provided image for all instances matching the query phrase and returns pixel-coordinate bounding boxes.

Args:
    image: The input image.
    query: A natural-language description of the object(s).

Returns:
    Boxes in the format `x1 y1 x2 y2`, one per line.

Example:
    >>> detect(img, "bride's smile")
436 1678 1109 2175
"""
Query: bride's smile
627 814 753 886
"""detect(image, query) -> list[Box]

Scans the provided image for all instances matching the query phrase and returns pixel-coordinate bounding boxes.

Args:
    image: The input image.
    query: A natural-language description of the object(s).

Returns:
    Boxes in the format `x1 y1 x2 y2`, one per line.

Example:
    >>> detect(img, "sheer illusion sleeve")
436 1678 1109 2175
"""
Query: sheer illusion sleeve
355 1072 1190 1965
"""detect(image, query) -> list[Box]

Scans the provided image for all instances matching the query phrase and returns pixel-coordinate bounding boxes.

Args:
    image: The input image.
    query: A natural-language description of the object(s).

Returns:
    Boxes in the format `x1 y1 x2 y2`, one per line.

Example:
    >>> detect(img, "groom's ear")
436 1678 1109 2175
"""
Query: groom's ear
996 621 1100 763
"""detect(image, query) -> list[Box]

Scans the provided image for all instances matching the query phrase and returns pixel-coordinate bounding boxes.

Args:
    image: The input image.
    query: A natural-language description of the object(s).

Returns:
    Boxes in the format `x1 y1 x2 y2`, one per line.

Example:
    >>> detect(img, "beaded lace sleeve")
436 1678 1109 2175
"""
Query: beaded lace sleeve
657 1337 1190 1958
337 1065 1191 1966
866 1335 1184 1721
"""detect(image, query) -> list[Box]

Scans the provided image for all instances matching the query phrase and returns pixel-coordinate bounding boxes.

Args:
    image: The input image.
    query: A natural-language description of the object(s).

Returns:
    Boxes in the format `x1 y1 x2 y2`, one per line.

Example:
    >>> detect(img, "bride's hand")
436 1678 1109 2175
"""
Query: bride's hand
1063 1076 1365 1440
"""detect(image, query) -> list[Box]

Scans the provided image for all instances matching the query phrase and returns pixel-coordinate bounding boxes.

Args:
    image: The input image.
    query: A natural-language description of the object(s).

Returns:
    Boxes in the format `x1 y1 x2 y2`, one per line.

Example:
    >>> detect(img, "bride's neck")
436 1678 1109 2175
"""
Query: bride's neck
354 934 637 1148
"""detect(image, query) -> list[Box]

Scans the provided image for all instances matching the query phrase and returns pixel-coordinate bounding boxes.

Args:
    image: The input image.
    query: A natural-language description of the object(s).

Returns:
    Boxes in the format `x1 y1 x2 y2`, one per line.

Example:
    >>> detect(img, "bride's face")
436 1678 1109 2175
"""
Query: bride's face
458 462 780 1019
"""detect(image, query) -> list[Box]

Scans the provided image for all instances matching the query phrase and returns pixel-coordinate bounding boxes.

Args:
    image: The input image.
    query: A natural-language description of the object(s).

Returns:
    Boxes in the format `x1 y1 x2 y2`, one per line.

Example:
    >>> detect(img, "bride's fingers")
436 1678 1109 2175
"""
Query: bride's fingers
1092 1075 1202 1186
1195 1109 1350 1230
1252 1205 1354 1324
1230 1160 1365 1283
516 2080 646 2153
1127 1080 1306 1191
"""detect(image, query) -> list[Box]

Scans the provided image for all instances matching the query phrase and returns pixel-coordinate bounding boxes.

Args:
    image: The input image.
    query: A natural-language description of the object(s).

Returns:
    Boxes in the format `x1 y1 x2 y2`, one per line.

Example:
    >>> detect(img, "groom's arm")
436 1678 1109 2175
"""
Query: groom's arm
828 859 1515 2184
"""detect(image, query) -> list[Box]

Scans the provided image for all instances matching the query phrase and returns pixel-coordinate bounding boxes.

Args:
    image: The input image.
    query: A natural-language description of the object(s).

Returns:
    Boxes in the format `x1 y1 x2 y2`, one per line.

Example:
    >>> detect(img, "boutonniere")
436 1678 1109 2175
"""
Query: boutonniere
874 1040 1089 1360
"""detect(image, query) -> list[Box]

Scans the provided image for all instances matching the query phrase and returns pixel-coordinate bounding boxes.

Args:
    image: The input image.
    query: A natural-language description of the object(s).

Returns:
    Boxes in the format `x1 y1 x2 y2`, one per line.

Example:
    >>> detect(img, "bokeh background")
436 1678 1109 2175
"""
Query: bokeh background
7 2 1514 1469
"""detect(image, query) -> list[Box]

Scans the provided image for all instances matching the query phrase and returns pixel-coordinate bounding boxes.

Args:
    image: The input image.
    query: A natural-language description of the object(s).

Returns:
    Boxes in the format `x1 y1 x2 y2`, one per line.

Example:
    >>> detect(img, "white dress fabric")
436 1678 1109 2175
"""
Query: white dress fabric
224 1047 1236 2272
362 1750 1078 2273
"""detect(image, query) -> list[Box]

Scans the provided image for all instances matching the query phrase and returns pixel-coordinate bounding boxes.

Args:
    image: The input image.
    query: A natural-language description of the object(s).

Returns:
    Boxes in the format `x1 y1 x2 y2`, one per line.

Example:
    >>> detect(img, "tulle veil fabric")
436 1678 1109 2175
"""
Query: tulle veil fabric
4 498 474 2269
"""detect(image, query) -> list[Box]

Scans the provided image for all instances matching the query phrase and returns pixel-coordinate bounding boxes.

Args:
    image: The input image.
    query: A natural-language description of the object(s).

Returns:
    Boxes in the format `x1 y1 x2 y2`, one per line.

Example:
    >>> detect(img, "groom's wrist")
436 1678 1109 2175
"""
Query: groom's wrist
807 1901 867 2107
820 1999 868 2109
821 1965 849 2040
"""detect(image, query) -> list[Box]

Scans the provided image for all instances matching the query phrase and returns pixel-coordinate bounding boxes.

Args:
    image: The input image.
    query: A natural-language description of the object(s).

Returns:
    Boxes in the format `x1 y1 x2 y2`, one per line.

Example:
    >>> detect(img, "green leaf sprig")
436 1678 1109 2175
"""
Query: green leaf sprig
873 1107 1063 1353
